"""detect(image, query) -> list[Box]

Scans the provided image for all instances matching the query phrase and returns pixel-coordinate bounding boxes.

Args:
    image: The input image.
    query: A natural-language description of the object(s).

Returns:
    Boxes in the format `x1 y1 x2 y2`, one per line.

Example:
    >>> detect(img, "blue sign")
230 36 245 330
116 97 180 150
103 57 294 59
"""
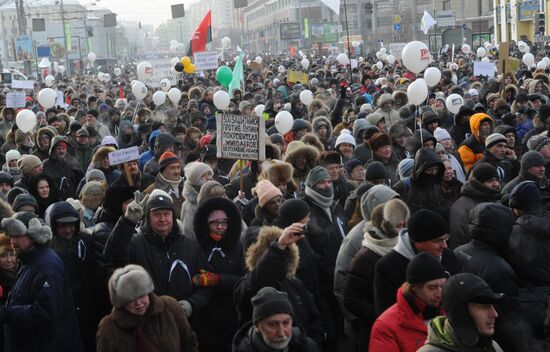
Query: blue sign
394 24 401 32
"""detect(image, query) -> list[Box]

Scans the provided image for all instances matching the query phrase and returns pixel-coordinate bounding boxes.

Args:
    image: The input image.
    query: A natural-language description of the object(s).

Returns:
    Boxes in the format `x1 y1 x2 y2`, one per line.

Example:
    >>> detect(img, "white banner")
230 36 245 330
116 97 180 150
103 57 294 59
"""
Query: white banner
11 80 34 89
194 51 220 71
474 62 496 77
139 59 178 88
6 92 26 108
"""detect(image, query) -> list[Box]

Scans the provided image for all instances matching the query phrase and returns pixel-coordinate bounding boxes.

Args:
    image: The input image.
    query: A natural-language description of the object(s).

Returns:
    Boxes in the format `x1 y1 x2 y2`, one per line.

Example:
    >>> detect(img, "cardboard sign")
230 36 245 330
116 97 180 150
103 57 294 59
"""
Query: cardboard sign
139 59 178 88
473 62 496 77
194 51 220 71
506 57 521 73
6 92 26 108
11 80 34 89
288 70 309 85
216 114 265 160
498 42 509 74
108 146 140 165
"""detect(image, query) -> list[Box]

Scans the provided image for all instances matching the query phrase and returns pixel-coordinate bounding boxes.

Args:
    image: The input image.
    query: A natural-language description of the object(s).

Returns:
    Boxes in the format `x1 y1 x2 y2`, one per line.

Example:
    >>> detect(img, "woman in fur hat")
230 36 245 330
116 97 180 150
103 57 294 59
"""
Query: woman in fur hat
97 264 198 352
284 141 320 190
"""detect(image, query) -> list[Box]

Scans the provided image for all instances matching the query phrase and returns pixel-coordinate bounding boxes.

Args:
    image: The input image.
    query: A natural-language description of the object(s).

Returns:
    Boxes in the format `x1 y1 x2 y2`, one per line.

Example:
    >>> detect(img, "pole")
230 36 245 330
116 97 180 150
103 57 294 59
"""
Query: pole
343 0 352 78
60 0 71 76
461 0 465 43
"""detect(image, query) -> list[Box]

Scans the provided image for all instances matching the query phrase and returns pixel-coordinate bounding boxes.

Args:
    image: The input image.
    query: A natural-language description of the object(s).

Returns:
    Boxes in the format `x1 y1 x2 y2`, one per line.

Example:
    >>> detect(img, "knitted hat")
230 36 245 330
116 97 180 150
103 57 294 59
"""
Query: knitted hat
255 180 283 207
527 134 550 152
80 181 106 210
305 166 330 189
510 180 542 210
407 209 448 242
108 264 154 308
0 171 14 186
486 93 499 103
159 151 180 172
368 133 392 151
5 150 21 164
76 128 89 137
13 194 38 212
407 252 449 285
433 127 451 142
471 163 499 183
17 155 42 174
252 287 294 324
365 161 387 181
197 180 226 204
101 135 119 147
184 162 213 187
335 130 356 148
344 159 364 176
86 169 106 183
484 133 507 148
521 150 545 170
145 189 174 213
278 199 310 228
398 158 415 180
1 212 52 244
292 119 309 132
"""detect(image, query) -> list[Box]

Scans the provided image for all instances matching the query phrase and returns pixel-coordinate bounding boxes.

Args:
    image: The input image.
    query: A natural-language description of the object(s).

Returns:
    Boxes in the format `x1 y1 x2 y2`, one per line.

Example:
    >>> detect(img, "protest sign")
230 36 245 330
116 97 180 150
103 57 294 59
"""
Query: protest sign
139 59 177 88
216 114 265 160
506 58 521 73
473 62 496 77
194 51 220 71
6 92 26 108
288 70 309 85
108 146 140 165
11 80 34 89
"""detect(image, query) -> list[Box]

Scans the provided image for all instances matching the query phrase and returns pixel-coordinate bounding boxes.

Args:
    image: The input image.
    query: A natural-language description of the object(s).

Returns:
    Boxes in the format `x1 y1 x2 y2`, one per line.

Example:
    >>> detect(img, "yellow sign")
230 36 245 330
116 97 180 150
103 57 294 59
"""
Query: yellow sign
394 15 401 24
288 70 309 85
506 57 521 73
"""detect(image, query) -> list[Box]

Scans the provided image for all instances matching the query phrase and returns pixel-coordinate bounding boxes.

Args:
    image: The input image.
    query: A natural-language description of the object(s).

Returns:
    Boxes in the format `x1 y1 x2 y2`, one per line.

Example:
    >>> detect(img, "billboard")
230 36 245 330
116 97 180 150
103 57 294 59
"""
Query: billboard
15 35 33 60
280 22 301 40
47 36 81 60
311 22 339 43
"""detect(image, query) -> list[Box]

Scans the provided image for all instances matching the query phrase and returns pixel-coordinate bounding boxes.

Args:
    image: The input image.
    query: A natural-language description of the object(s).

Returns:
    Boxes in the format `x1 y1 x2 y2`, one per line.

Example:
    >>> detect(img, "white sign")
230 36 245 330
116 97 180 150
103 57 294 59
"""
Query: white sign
436 10 456 27
194 51 220 71
350 59 358 69
389 43 406 60
55 90 64 107
11 80 35 89
473 62 496 77
108 146 140 165
216 114 265 160
139 59 178 88
6 92 26 108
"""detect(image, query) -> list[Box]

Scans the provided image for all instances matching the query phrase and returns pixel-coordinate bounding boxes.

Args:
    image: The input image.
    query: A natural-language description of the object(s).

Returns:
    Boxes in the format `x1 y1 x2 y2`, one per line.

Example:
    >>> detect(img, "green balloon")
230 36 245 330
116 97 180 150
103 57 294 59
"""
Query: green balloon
216 66 233 87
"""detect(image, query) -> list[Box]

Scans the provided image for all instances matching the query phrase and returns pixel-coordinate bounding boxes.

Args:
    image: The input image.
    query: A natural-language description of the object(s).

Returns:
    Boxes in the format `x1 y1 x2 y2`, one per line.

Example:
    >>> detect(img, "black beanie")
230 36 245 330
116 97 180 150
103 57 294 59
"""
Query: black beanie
278 199 310 228
407 209 448 242
521 150 545 170
471 163 499 183
252 287 294 324
407 252 449 285
509 180 542 210
365 161 387 181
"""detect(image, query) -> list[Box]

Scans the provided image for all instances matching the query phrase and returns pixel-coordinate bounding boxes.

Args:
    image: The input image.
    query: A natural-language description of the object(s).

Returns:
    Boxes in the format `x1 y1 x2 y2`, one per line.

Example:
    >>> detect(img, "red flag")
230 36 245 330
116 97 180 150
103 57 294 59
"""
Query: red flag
187 11 212 56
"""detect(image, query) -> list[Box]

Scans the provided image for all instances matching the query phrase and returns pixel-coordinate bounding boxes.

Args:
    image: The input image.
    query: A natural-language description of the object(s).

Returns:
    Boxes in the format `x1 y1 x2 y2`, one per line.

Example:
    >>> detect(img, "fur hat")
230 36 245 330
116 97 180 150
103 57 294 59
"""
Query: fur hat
17 155 42 174
368 133 392 151
108 264 154 308
92 146 116 169
319 151 342 166
1 212 52 244
383 198 410 229
284 141 319 168
80 181 106 209
258 160 298 193
301 133 324 153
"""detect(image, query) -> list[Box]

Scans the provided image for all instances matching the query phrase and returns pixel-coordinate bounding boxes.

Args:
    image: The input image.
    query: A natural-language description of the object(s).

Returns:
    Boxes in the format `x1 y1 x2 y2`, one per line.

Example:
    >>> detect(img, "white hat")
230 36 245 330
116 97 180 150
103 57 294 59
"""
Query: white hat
433 127 452 142
468 88 479 97
335 129 356 148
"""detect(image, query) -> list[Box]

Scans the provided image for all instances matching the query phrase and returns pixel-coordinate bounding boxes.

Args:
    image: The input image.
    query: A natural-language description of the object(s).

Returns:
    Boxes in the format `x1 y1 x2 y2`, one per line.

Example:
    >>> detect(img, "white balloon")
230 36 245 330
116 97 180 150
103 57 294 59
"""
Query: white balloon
523 53 535 66
132 81 147 100
222 36 231 49
380 53 388 61
402 41 431 74
44 75 55 87
484 42 492 50
299 90 314 106
376 51 382 59
255 56 263 64
337 53 349 66
476 47 486 58
351 41 360 48
386 55 395 64
376 61 383 70
254 104 265 117
278 65 285 73
114 68 122 76
159 79 171 92
58 65 66 73
102 73 111 82
481 57 490 63
170 57 180 67
16 109 36 133
137 61 153 77
537 60 548 70
301 58 310 70
167 88 181 104
170 40 178 46
213 90 230 110
461 44 471 54
169 44 177 53
37 88 57 109
406 79 428 105
275 111 293 134
88 52 96 62
445 93 464 114
380 47 387 54
152 91 166 106
424 67 441 87
358 56 365 62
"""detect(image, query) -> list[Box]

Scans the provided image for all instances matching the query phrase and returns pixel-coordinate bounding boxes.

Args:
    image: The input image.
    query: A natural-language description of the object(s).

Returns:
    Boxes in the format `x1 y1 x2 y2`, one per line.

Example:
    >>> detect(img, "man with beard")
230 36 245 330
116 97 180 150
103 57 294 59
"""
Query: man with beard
232 287 319 351
458 113 494 171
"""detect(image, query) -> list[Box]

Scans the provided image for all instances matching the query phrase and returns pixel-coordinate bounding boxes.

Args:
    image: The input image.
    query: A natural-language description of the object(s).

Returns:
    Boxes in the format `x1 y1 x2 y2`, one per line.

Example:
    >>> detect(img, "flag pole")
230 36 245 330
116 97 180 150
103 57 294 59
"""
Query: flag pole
343 0 353 80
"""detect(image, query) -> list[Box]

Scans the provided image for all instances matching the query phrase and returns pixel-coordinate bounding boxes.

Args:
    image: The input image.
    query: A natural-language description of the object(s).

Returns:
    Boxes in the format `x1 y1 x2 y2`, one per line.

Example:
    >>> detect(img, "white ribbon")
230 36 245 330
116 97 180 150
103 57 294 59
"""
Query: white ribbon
77 239 86 260
169 259 191 285
337 217 346 239
208 247 226 262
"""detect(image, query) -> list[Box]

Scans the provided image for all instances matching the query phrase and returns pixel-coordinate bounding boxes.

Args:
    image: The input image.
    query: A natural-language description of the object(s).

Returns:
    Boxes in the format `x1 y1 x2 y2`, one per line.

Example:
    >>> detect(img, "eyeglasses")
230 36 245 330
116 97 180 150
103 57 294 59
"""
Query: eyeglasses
209 220 228 227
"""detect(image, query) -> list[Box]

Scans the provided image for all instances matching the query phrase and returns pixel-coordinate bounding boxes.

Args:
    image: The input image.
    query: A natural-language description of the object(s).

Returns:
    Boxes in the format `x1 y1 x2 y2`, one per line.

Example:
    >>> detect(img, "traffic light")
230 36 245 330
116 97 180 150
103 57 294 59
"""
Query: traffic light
538 13 545 35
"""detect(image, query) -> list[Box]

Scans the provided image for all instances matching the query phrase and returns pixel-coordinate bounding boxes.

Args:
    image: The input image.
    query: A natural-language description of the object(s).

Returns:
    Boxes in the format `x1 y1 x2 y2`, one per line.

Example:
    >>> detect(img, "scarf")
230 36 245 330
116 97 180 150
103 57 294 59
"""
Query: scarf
305 186 333 220
135 323 151 352
361 222 398 257
159 173 182 198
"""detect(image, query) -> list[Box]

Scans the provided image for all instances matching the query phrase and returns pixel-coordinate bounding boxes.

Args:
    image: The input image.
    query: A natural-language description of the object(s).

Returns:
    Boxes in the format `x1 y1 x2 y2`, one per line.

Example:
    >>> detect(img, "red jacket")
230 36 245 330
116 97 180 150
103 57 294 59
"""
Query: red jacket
369 285 443 352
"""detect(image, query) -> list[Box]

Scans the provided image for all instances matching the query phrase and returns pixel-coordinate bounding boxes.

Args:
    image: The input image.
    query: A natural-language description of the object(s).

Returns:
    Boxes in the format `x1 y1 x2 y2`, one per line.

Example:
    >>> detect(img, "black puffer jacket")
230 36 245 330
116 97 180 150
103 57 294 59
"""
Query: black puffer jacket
449 179 500 249
42 136 84 200
193 197 246 351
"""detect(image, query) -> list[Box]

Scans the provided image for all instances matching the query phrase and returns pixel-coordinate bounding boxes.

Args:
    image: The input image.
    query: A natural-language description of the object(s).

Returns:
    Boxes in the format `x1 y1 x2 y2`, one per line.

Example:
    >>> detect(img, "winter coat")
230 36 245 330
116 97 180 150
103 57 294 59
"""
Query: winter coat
370 285 443 352
333 177 355 209
42 136 84 200
353 143 372 164
0 107 15 142
232 322 320 352
75 143 93 174
96 294 198 352
139 130 161 170
32 127 56 161
312 115 335 151
449 180 500 249
374 230 457 315
458 113 493 171
111 170 155 192
474 149 519 184
103 216 212 315
418 316 503 352
193 198 246 351
233 226 325 346
225 171 258 200
144 174 184 221
179 181 199 238
4 245 84 352
115 120 133 149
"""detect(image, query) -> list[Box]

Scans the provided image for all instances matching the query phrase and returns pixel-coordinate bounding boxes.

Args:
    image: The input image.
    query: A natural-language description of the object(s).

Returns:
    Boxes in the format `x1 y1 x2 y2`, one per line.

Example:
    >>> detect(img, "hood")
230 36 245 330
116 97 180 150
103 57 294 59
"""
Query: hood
502 84 519 97
301 133 324 152
148 130 162 152
193 197 242 250
460 179 500 201
284 143 319 169
34 127 56 151
360 184 399 220
117 119 133 138
1 107 15 120
154 132 178 157
47 201 80 235
352 118 370 140
469 202 514 255
412 148 444 182
425 316 460 351
393 228 416 260
312 115 333 139
48 135 73 157
92 146 116 169
409 128 437 154
379 93 394 106
245 225 299 278
469 113 492 138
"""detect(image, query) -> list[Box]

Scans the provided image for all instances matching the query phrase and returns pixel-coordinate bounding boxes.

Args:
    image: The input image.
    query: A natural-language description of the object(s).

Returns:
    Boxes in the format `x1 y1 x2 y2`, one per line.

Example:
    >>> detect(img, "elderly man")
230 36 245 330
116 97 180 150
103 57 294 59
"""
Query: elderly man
232 287 319 351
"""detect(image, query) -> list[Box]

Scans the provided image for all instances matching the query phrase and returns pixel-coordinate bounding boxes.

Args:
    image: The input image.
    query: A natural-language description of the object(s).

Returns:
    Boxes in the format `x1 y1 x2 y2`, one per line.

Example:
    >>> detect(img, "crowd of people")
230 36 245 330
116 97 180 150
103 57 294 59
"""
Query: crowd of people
0 39 549 351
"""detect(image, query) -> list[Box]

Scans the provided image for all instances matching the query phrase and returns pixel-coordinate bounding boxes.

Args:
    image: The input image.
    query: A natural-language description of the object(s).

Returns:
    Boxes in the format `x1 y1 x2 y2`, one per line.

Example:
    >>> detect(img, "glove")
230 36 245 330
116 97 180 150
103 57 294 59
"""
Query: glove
178 300 193 317
192 270 220 287
124 191 149 223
